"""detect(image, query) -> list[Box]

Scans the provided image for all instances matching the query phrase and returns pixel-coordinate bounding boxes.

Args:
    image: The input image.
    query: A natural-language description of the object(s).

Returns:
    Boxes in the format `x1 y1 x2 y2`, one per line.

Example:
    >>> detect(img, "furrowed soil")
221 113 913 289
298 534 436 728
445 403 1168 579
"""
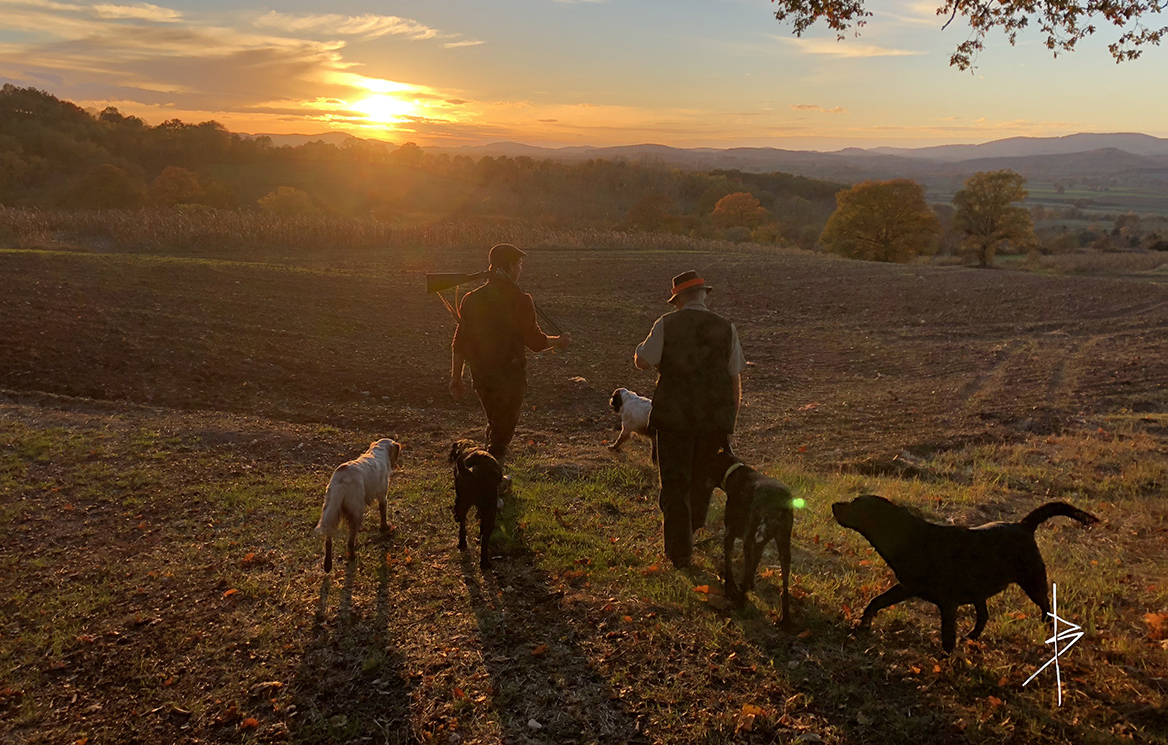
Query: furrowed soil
1 243 1166 745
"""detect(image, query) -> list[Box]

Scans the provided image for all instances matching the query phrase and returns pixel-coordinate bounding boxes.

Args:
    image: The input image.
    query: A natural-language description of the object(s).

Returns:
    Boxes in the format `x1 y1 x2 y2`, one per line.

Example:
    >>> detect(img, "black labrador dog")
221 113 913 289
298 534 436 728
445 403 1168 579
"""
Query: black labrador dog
832 495 1098 652
449 439 504 569
709 444 796 624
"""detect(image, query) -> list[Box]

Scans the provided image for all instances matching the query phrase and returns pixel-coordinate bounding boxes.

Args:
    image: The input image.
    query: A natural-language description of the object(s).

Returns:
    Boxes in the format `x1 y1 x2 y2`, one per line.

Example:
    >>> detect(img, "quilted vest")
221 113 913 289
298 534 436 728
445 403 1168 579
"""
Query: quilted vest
649 309 736 434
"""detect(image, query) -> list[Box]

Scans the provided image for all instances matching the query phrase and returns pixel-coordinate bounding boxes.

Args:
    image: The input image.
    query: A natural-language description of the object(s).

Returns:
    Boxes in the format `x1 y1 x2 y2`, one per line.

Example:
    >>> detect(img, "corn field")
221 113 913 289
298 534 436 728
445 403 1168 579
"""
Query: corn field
0 207 748 254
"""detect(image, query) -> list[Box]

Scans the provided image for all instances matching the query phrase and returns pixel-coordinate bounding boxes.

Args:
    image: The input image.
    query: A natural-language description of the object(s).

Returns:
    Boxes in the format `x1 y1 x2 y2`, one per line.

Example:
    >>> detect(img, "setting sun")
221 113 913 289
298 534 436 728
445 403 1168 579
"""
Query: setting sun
353 94 416 123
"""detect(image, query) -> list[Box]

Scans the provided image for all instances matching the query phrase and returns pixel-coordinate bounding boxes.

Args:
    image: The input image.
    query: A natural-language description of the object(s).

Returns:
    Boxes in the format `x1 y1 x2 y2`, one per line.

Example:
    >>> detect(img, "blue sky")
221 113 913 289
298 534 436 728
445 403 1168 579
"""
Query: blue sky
0 0 1164 149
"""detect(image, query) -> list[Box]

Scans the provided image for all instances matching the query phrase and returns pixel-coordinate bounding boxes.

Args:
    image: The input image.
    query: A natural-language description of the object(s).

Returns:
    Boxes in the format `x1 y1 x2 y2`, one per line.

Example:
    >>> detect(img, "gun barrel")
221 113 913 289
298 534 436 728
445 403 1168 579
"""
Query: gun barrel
425 272 488 294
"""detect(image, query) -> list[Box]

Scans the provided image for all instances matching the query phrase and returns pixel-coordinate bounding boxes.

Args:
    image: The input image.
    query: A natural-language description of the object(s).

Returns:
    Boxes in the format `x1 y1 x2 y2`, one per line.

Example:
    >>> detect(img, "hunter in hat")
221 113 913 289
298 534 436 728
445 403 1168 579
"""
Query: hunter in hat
451 243 571 462
634 270 746 568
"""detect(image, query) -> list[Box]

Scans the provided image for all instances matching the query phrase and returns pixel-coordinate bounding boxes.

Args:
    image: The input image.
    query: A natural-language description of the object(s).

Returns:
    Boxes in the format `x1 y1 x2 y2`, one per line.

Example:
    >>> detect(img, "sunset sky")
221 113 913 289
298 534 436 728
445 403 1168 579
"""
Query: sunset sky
0 0 1164 150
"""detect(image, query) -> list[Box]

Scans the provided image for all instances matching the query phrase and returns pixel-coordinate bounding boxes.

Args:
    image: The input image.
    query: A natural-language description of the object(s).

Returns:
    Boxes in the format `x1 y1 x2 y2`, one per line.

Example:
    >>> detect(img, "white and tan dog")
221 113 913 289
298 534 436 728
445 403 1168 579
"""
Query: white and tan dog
316 438 401 572
609 388 655 461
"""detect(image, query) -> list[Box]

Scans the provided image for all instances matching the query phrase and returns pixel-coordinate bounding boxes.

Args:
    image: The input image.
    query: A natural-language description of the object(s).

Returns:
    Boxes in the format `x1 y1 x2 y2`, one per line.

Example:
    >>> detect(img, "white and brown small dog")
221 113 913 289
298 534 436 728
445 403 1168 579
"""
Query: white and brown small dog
609 388 655 461
315 438 401 572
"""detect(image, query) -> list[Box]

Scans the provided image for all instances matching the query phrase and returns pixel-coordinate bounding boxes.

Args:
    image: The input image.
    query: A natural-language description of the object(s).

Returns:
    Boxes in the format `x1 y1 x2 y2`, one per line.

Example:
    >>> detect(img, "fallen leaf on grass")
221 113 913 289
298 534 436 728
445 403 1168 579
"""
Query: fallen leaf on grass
759 567 776 579
736 703 766 732
797 629 813 639
453 687 466 699
933 664 942 673
77 634 96 643
987 696 1003 707
531 644 548 656
222 588 239 598
1144 612 1168 640
641 564 661 575
240 718 259 730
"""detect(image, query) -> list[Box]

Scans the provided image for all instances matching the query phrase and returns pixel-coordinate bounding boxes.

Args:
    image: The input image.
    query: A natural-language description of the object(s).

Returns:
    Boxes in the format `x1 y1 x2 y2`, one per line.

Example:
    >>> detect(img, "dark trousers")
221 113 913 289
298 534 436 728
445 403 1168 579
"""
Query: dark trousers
473 374 526 464
655 429 727 567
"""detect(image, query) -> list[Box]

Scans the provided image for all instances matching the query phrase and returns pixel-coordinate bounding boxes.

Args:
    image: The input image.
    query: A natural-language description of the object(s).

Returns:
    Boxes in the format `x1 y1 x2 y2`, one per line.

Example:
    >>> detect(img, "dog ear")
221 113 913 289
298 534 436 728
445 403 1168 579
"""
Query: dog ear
610 390 622 412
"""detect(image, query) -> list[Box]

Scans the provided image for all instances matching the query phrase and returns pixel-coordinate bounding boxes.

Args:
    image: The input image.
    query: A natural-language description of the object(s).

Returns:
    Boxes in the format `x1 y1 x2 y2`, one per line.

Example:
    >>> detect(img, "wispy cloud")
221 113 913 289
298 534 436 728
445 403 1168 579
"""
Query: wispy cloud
791 104 849 114
94 3 181 21
251 11 438 41
781 37 925 57
443 39 485 49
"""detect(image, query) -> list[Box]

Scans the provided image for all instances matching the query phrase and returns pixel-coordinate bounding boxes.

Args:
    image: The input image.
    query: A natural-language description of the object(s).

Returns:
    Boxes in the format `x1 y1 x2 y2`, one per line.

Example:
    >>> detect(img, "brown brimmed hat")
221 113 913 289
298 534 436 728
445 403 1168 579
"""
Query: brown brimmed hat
488 243 526 269
668 270 712 303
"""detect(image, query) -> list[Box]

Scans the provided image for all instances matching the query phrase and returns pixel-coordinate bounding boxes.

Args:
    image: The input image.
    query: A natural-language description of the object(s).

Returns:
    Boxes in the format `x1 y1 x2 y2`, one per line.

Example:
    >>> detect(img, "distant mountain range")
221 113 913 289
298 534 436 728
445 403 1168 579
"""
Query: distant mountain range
246 131 1168 187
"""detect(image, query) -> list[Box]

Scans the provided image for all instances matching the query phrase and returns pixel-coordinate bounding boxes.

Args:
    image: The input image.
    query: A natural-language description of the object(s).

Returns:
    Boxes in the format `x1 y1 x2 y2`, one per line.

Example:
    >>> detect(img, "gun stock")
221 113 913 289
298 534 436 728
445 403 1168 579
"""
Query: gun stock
425 272 488 294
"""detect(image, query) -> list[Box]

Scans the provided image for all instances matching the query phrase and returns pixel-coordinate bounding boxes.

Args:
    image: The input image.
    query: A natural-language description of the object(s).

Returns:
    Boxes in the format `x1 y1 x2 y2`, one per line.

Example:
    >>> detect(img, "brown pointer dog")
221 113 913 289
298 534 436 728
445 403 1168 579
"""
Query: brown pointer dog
449 439 503 569
832 495 1098 652
710 444 795 624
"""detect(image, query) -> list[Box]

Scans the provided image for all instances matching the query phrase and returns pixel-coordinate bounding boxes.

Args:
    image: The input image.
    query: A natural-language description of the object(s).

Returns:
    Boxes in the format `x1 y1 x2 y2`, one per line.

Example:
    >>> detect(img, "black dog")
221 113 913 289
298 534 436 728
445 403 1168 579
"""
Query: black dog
832 495 1099 652
449 439 503 569
710 444 796 623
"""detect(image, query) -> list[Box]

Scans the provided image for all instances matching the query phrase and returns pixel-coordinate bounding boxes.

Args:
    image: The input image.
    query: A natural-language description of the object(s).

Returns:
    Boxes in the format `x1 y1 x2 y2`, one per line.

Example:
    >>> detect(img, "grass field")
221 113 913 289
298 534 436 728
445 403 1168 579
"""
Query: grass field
1 241 1166 744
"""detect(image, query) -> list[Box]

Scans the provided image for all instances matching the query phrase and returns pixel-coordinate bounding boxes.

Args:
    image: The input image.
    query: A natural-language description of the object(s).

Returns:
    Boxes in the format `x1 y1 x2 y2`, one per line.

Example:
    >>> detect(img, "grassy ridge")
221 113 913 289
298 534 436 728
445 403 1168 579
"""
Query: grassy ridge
2 398 1164 744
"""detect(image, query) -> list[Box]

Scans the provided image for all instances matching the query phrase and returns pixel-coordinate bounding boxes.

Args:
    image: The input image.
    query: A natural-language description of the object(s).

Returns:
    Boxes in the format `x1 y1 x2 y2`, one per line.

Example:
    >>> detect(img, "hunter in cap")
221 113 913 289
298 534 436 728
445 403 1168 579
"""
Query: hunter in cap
450 243 571 462
634 270 746 568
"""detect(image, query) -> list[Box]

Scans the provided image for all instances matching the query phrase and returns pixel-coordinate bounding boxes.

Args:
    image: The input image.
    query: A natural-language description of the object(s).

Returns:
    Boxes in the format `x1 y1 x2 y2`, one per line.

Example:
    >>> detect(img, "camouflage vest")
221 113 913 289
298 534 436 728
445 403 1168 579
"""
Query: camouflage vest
649 309 736 434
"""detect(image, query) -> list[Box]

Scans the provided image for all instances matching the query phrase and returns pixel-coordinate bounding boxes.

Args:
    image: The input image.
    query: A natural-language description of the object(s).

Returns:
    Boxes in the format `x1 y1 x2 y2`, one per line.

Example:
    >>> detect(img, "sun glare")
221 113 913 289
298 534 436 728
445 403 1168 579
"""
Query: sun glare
354 94 416 123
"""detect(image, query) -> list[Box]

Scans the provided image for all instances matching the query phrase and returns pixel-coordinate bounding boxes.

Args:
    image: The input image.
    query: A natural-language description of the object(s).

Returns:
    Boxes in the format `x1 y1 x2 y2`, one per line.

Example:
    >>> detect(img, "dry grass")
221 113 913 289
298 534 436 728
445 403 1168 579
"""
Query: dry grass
1 397 1165 745
1 237 1166 744
1020 251 1168 277
0 206 748 255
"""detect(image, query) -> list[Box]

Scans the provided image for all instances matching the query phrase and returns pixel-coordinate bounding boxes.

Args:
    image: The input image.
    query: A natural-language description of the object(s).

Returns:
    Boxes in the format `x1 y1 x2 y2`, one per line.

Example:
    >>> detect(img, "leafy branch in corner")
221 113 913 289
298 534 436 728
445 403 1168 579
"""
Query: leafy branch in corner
770 0 1167 69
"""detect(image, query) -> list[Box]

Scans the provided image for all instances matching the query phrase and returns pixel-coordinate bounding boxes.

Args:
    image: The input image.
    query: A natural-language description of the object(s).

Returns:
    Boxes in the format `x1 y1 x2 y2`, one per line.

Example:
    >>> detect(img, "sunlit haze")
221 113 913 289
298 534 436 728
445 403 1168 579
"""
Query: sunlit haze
1 0 1165 149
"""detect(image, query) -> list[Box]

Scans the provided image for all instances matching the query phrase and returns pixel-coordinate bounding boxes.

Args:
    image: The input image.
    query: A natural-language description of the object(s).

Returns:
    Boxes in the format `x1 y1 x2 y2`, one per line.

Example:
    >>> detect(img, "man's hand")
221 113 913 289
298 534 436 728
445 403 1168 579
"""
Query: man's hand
551 332 572 351
449 376 465 399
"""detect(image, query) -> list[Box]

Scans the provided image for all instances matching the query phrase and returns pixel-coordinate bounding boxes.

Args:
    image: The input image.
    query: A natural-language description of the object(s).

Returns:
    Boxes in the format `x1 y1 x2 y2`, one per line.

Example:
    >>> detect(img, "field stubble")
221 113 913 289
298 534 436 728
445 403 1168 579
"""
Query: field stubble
1 242 1166 744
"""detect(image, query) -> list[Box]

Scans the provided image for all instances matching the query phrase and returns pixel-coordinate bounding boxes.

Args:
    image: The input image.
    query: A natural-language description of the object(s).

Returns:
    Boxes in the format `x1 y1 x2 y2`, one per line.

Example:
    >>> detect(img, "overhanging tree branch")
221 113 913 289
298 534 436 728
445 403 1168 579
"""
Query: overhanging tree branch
771 0 1167 68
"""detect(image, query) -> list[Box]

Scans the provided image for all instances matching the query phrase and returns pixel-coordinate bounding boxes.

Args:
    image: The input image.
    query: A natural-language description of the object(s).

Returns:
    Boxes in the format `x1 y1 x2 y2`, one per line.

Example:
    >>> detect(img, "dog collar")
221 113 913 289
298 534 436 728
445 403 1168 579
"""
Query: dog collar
721 462 746 491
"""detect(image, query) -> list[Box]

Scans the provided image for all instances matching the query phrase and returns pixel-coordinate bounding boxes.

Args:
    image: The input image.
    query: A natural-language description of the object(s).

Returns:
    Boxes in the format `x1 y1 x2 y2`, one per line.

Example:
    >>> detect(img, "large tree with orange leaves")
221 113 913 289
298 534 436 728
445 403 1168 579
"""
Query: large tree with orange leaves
820 179 940 263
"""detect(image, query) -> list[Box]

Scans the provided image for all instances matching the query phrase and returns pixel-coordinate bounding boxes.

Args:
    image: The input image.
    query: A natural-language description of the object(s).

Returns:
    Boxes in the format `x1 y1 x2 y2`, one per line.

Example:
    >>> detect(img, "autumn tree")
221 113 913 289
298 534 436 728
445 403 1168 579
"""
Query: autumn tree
770 0 1166 69
712 192 771 228
952 170 1036 267
152 166 204 206
257 186 320 216
819 179 940 262
624 193 676 231
61 164 144 209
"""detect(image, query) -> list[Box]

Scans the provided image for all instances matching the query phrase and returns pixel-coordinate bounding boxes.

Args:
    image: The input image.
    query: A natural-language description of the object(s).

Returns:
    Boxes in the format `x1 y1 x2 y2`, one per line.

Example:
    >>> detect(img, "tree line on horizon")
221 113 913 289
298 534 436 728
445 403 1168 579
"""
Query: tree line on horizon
3 85 1162 263
0 85 844 247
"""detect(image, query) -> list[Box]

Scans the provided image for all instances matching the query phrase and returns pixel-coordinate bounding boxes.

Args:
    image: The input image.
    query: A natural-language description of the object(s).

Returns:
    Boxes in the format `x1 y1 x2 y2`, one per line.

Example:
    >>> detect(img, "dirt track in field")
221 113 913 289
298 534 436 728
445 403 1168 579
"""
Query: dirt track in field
2 245 1166 468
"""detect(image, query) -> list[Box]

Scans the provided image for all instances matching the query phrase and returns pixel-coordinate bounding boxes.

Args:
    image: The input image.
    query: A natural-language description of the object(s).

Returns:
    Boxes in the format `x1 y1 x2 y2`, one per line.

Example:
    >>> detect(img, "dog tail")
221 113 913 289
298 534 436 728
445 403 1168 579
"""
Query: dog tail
315 483 344 539
1020 502 1099 532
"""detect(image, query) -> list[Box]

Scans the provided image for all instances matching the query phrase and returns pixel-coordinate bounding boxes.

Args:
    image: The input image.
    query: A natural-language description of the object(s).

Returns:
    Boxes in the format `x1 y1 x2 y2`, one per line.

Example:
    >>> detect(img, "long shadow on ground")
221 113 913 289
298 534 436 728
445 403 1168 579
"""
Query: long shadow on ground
293 550 414 743
460 485 648 744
